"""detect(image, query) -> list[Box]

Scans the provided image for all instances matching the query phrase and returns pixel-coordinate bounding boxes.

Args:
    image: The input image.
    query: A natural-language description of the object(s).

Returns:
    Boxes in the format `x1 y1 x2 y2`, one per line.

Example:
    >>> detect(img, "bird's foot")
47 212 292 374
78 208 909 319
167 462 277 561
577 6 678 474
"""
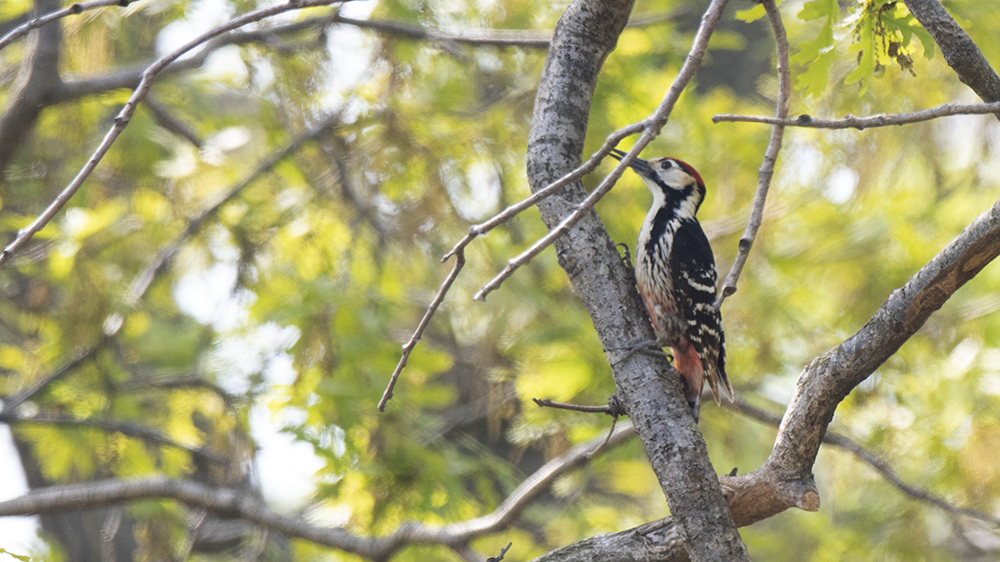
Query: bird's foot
615 242 634 275
614 339 672 365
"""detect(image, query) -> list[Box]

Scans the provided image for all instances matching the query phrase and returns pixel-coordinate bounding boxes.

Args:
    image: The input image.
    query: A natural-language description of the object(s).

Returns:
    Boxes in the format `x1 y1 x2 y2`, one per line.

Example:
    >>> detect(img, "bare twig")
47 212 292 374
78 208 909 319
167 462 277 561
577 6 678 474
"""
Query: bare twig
715 0 790 307
0 0 348 267
381 121 644 408
143 96 202 148
729 398 1000 528
124 112 341 307
1 116 337 429
378 248 466 411
533 396 624 457
473 0 731 302
0 0 139 52
0 344 102 414
0 412 226 465
379 1 720 401
443 123 647 266
337 15 549 48
0 422 636 559
531 398 611 413
714 102 1000 129
487 542 513 562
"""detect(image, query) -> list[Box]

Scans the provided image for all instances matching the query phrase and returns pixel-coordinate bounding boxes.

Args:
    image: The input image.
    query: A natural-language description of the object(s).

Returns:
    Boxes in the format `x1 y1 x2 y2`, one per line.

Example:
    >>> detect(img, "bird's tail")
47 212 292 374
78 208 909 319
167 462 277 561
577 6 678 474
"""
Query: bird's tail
704 350 734 406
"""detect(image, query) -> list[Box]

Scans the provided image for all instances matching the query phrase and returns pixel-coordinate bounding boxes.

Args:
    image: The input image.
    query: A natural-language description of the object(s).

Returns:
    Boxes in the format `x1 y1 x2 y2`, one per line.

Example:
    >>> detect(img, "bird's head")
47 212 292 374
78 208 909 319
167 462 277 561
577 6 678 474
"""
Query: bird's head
610 148 706 216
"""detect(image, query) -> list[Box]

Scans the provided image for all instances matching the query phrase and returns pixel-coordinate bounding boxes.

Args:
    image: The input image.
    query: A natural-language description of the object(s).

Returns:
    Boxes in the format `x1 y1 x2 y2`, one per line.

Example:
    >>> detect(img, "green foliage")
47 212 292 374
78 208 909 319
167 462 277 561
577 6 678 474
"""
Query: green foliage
791 0 840 96
793 0 933 97
1 0 1000 560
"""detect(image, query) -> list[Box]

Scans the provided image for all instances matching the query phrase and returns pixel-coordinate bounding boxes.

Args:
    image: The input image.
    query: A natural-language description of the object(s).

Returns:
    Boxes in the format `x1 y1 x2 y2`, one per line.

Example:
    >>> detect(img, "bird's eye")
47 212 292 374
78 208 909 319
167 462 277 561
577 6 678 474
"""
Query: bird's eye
660 160 673 170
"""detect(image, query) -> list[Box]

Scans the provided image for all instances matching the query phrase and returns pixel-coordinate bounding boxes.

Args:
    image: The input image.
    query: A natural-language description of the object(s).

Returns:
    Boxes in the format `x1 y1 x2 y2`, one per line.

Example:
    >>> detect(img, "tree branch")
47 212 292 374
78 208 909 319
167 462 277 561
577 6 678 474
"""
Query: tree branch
522 0 750 560
903 0 1000 107
706 197 1000 531
0 0 137 52
713 101 1000 129
768 198 1000 477
729 399 1000 528
473 0 730 302
0 0 64 173
0 0 349 267
0 422 635 560
716 0 790 307
530 517 686 562
378 247 466 411
0 412 226 465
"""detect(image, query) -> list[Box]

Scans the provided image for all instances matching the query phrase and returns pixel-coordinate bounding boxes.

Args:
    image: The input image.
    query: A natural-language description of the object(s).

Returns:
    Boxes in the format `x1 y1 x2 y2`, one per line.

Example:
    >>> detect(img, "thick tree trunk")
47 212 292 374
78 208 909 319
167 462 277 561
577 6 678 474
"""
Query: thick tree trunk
523 1 749 560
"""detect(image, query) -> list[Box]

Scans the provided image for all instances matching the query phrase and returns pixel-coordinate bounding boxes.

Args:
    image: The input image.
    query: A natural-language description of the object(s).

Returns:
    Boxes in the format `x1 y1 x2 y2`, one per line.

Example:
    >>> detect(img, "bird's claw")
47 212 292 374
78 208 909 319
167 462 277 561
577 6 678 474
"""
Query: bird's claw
615 242 634 273
615 339 671 365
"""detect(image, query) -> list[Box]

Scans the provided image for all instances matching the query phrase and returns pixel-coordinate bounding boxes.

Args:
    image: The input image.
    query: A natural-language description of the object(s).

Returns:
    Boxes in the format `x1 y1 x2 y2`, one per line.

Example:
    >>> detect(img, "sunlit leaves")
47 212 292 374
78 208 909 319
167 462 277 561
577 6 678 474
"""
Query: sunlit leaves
791 0 839 96
3 0 1000 559
793 0 933 97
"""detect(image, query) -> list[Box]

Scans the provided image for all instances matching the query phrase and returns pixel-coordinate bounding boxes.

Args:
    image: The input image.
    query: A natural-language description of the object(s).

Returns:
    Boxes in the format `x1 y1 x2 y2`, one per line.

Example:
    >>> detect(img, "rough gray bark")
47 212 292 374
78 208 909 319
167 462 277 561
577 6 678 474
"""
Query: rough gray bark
532 201 1000 562
765 199 1000 477
523 1 749 561
527 1 1000 560
903 0 1000 105
0 425 638 561
4 0 1000 560
533 518 689 562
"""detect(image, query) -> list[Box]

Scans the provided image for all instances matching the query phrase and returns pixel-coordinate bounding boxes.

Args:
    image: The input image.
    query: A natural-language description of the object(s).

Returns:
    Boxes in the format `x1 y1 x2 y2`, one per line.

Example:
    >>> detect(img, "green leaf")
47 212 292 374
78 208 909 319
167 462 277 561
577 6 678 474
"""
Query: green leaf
798 0 839 21
792 0 839 97
845 12 877 94
795 48 837 97
735 4 766 23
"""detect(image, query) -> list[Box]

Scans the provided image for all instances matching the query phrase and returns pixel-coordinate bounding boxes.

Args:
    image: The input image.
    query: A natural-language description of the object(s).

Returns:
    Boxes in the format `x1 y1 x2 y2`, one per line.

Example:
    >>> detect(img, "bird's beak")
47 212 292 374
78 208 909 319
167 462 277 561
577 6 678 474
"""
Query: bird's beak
609 148 653 176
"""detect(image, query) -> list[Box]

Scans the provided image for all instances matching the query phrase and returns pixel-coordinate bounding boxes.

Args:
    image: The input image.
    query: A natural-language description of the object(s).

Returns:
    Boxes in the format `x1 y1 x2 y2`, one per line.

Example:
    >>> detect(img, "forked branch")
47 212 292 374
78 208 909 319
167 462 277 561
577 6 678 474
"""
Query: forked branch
714 102 1000 129
473 0 730 302
380 0 732 409
0 0 138 52
0 0 349 267
715 0 790 307
378 248 466 411
0 422 636 560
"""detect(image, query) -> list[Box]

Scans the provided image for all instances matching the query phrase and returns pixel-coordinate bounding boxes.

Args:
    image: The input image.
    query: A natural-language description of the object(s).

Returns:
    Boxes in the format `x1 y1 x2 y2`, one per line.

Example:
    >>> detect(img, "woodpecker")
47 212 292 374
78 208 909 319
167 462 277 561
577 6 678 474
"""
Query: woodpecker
610 148 733 421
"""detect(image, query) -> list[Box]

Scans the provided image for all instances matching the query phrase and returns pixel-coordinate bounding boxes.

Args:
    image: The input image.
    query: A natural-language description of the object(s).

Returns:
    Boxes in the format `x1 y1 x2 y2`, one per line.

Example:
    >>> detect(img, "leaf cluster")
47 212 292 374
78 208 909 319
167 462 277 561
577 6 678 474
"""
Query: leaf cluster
1 0 999 560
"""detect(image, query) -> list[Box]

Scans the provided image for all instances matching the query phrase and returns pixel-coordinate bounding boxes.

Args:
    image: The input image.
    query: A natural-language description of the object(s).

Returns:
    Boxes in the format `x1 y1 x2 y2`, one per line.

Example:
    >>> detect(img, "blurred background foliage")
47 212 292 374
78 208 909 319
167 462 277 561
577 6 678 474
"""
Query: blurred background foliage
1 0 999 560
